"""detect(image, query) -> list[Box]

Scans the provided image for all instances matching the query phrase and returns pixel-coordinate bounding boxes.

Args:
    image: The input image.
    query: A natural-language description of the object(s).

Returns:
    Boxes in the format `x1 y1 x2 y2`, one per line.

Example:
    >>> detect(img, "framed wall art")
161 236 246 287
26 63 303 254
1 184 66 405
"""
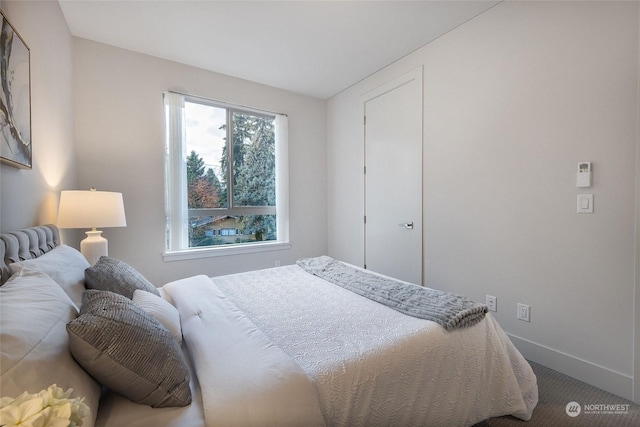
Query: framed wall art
0 10 31 169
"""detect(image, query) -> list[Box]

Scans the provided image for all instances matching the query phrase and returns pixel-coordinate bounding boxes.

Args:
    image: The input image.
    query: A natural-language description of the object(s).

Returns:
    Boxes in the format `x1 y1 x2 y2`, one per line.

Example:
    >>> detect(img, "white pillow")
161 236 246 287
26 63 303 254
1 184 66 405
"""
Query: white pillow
133 289 183 344
9 244 90 308
0 269 101 427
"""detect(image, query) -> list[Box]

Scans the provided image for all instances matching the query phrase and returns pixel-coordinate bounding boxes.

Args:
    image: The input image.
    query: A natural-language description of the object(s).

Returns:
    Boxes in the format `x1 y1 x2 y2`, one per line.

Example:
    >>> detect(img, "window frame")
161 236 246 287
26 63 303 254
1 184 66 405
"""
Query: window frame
163 91 290 260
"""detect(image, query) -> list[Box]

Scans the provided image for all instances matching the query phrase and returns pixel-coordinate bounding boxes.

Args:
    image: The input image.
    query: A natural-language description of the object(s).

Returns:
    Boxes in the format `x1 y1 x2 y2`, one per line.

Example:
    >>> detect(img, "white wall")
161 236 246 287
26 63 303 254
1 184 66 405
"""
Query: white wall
73 38 327 284
328 1 639 400
0 0 79 244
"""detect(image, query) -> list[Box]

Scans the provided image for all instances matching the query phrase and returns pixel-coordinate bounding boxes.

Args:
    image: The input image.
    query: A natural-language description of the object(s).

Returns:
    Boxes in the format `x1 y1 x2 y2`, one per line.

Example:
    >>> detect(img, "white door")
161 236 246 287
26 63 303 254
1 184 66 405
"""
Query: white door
364 67 423 284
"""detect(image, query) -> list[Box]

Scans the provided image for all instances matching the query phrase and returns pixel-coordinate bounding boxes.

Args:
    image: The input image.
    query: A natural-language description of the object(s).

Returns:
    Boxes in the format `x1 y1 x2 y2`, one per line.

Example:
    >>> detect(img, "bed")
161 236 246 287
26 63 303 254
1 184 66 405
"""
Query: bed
0 225 538 427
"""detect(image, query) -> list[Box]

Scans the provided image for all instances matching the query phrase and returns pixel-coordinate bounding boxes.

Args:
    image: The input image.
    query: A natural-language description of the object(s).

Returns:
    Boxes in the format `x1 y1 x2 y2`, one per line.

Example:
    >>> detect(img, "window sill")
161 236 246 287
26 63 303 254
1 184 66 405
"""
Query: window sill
163 241 292 262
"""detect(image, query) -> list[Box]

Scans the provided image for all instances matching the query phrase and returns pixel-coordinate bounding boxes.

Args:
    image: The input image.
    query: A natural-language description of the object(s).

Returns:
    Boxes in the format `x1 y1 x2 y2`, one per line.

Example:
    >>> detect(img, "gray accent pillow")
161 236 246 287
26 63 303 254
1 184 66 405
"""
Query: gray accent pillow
84 256 160 299
67 290 192 408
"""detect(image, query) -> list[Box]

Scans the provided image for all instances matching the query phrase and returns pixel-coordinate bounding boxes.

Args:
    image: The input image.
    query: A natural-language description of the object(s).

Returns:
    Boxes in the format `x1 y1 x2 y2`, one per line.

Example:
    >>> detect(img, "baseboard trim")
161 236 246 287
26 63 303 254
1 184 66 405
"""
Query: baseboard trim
507 333 633 401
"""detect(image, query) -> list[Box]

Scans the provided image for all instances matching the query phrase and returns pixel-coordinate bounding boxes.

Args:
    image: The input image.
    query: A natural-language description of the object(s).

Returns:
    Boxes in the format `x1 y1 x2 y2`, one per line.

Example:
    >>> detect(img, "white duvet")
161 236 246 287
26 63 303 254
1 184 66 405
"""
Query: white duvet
163 275 325 427
164 265 538 427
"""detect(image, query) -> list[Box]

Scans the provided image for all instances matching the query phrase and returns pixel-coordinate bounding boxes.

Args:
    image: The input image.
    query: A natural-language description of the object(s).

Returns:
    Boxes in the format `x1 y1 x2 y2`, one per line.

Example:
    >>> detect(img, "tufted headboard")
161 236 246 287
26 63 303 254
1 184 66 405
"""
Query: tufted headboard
0 224 61 285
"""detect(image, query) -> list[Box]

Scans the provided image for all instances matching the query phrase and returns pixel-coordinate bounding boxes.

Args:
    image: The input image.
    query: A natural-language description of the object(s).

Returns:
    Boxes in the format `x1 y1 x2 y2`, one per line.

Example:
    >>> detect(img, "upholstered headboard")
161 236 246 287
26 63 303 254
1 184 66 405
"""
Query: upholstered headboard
0 224 61 285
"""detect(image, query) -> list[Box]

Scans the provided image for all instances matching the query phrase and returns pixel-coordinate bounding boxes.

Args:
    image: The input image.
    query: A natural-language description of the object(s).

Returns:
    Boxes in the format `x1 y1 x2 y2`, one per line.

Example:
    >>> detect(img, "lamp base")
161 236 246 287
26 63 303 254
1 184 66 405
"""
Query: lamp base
81 230 108 265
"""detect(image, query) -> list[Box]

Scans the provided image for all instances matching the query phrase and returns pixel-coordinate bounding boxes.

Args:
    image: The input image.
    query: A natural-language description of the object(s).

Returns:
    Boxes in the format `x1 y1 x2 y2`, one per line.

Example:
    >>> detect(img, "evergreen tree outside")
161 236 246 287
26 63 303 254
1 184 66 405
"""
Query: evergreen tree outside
233 113 276 240
185 110 277 247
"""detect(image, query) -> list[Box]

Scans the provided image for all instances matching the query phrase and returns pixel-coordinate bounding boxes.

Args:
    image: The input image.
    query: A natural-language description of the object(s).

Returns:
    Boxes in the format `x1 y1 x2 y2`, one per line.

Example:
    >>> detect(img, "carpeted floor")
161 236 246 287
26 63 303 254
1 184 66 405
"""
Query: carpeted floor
474 361 640 427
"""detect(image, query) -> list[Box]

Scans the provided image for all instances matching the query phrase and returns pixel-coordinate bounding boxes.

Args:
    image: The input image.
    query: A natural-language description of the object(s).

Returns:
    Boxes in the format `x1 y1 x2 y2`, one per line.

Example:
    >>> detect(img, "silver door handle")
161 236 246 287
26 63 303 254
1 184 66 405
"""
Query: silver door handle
399 222 414 229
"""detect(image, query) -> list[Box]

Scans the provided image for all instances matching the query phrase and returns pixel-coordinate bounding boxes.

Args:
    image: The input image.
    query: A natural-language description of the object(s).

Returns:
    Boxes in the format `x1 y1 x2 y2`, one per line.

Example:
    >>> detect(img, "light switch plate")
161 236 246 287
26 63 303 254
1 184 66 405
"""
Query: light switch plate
577 194 593 214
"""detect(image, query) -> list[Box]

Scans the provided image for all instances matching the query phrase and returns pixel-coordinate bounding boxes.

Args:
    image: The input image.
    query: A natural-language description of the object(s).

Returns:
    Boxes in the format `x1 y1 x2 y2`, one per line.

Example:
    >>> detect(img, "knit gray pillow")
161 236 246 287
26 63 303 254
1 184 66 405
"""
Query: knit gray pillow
84 257 160 299
67 290 191 408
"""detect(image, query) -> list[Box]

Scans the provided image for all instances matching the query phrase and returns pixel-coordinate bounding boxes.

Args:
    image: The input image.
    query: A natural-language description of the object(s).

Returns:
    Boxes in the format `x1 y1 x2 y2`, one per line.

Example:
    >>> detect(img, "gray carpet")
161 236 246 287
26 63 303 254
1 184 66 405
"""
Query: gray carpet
474 361 640 426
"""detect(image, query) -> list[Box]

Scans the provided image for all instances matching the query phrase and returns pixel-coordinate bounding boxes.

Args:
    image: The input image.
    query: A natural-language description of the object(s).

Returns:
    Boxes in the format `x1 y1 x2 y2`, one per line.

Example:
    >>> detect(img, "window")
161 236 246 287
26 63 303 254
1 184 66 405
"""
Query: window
164 91 289 258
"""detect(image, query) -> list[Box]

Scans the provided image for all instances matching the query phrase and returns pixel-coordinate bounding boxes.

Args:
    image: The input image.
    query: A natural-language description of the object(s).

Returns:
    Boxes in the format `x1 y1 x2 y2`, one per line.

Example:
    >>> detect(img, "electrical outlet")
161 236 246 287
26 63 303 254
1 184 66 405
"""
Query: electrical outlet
517 303 530 322
486 295 497 312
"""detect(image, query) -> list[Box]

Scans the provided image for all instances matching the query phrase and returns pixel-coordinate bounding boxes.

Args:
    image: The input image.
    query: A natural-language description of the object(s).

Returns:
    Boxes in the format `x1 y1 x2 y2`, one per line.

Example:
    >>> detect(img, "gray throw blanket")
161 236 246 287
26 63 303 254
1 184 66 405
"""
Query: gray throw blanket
296 256 487 331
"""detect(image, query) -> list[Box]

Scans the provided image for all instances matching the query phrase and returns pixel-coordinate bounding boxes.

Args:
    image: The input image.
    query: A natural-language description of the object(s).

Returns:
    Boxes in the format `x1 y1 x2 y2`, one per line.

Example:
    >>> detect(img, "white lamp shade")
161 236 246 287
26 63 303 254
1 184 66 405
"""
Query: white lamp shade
57 190 127 229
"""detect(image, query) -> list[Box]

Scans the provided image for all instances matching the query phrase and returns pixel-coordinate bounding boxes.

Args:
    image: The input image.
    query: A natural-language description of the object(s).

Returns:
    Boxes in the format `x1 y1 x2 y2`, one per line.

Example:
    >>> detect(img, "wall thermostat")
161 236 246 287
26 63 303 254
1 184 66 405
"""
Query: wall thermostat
577 162 591 187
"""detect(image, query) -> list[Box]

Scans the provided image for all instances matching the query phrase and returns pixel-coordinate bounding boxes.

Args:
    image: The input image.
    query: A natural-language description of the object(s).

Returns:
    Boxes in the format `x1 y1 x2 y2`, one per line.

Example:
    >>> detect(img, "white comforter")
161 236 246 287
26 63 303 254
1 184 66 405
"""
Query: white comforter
163 275 325 427
164 265 538 427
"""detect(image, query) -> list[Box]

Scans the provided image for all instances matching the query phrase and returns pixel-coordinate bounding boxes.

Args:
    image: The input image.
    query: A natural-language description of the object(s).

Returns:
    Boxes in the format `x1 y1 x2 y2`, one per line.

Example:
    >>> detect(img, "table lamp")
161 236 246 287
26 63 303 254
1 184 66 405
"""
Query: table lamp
57 188 127 264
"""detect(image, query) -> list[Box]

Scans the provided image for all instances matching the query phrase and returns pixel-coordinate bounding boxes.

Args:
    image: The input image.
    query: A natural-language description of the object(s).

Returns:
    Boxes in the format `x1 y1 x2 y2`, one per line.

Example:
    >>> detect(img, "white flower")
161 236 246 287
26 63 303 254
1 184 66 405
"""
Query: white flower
0 384 90 427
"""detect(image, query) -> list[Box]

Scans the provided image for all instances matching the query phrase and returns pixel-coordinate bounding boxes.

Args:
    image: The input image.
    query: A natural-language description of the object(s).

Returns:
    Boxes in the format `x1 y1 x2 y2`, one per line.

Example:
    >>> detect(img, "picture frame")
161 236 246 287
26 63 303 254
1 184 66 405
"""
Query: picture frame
0 10 31 169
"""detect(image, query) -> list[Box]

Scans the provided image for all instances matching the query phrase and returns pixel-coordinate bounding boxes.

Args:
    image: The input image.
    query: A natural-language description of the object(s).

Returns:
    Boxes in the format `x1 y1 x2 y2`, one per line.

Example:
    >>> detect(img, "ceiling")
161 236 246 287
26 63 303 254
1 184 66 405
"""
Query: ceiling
58 1 499 99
